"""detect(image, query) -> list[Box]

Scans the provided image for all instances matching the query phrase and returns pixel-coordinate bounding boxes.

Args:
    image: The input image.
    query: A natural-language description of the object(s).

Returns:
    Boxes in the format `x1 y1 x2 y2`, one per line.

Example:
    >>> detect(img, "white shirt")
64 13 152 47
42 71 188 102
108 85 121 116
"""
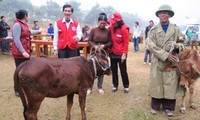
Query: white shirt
133 26 141 38
53 18 82 50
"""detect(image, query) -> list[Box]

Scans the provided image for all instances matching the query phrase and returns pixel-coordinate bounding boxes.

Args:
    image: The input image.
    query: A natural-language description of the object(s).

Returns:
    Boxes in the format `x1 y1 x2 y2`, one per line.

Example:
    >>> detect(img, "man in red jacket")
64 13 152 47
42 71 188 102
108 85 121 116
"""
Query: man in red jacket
108 12 130 93
53 4 82 58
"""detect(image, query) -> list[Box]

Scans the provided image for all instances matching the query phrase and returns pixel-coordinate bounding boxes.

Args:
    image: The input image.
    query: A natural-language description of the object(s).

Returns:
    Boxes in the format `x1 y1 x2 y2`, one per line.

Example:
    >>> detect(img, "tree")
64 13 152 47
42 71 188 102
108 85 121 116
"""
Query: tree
121 12 146 32
84 4 116 26
40 0 62 23
0 0 33 23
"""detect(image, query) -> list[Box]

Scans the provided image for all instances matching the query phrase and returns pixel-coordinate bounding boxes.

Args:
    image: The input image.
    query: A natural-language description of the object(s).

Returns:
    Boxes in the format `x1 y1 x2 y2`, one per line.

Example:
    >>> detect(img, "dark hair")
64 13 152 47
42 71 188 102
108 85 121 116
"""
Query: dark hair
114 20 124 33
34 20 38 24
98 12 107 22
1 16 5 19
15 9 28 19
62 4 73 13
135 21 139 25
82 25 90 34
49 23 53 26
149 20 154 23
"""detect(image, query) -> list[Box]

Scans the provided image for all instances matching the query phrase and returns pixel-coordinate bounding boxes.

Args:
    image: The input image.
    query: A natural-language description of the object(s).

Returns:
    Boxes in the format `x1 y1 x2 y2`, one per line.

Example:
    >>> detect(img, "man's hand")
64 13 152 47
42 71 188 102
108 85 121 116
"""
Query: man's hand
73 36 79 41
167 54 177 62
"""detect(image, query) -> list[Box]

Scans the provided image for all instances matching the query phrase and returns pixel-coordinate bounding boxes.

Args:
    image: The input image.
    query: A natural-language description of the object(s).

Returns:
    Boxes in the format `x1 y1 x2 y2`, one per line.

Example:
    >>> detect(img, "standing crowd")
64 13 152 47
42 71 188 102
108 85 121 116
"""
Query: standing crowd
0 3 190 118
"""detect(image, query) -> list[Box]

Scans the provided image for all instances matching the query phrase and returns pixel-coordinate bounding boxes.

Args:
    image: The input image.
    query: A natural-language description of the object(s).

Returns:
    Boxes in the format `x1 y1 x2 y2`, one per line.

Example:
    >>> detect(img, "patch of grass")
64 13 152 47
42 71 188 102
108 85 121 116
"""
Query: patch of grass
123 108 154 120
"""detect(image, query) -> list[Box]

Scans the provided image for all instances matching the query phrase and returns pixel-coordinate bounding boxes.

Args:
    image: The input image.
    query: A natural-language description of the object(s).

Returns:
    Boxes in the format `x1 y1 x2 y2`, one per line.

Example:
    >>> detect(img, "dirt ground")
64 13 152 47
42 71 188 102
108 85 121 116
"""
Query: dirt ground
0 44 200 120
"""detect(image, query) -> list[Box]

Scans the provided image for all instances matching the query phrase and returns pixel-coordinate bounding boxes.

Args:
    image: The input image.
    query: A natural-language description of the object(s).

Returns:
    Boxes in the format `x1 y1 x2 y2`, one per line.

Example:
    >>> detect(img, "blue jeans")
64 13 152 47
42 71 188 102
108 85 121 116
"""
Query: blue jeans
144 49 152 63
97 75 104 89
1 41 9 52
133 37 139 52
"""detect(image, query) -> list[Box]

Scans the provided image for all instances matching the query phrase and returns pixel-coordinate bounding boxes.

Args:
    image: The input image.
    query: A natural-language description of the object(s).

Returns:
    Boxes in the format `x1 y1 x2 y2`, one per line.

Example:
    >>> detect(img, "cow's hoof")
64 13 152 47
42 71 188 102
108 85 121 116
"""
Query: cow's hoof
82 118 87 120
180 108 186 114
66 118 71 120
190 105 196 109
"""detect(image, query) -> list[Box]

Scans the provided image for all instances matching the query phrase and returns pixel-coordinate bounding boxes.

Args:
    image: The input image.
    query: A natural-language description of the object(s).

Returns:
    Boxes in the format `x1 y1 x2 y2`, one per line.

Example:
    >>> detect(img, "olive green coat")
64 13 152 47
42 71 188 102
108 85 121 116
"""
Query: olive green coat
148 23 184 99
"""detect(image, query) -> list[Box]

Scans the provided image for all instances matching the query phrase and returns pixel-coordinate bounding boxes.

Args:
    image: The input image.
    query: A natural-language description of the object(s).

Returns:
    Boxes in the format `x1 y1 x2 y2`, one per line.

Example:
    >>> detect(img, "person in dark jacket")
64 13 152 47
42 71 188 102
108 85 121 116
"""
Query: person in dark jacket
143 20 154 65
0 16 11 54
46 23 54 39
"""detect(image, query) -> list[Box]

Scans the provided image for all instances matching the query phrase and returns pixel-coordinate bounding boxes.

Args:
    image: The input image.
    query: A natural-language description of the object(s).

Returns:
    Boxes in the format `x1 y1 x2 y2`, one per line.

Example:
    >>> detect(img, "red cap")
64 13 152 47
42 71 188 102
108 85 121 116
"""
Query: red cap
108 12 122 24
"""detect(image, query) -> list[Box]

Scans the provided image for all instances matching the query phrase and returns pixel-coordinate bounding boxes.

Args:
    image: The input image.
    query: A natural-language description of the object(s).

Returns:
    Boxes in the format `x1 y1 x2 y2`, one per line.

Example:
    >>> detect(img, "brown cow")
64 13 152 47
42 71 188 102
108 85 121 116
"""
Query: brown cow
165 49 200 114
14 48 111 120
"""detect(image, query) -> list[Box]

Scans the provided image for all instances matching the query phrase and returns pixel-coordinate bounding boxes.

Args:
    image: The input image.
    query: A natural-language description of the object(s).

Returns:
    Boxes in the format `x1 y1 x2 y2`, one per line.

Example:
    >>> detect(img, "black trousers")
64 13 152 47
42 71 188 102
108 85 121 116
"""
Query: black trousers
110 58 129 88
14 58 30 92
151 97 176 111
58 47 78 58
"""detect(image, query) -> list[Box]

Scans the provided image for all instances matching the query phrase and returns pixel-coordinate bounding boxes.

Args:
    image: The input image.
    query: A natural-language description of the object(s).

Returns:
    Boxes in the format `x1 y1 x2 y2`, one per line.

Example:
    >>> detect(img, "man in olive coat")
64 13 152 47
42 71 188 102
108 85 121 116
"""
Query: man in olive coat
148 4 185 117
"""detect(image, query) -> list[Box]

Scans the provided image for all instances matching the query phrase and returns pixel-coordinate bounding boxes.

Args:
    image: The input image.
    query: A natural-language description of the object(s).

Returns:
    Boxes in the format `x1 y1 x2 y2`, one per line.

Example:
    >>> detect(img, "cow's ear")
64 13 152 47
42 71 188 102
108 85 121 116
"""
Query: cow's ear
192 64 200 75
100 48 108 58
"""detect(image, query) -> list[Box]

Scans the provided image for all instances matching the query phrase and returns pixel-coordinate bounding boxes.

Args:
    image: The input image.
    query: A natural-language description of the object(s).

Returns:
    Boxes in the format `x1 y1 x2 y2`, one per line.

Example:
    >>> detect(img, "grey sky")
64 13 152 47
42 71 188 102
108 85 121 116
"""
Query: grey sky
31 0 200 25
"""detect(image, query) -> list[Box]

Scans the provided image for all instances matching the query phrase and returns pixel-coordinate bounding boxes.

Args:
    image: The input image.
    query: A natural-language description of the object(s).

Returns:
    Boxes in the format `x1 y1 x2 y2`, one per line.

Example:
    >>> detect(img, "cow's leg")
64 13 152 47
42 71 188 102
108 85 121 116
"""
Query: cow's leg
24 96 45 120
66 94 74 120
189 82 197 109
180 87 188 114
79 93 87 120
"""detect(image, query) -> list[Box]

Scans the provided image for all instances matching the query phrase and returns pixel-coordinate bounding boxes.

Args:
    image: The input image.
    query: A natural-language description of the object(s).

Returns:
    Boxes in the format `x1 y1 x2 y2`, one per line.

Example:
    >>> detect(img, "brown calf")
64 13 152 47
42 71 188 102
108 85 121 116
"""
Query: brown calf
165 49 200 114
14 49 111 120
177 50 200 114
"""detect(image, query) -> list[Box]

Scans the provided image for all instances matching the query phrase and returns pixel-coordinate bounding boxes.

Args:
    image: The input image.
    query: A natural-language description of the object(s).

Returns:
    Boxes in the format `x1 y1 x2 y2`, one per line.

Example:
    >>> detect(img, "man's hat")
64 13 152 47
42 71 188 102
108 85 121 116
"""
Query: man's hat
156 4 174 17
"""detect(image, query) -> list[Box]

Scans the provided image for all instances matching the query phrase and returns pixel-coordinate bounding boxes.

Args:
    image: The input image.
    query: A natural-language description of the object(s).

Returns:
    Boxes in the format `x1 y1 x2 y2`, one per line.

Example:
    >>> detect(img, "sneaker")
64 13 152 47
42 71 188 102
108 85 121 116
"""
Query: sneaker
165 109 173 117
150 109 157 115
143 62 147 65
2 52 10 55
87 89 92 95
124 88 129 93
98 89 104 95
112 87 118 92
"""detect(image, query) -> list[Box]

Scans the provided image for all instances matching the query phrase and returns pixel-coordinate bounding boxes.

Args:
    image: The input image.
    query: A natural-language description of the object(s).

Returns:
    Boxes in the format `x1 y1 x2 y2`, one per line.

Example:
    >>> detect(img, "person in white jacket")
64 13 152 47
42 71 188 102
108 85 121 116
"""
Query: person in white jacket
132 21 141 52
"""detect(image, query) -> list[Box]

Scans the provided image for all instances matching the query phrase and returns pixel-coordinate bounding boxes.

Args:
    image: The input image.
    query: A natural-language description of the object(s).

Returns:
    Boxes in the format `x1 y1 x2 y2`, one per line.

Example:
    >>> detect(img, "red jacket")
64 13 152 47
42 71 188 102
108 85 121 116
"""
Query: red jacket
12 19 31 58
57 19 78 50
109 24 129 55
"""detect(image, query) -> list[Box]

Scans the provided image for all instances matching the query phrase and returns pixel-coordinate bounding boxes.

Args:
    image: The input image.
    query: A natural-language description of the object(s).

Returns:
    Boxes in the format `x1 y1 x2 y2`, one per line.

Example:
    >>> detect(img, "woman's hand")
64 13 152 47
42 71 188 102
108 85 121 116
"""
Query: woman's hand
121 53 126 63
99 44 105 49
22 51 30 58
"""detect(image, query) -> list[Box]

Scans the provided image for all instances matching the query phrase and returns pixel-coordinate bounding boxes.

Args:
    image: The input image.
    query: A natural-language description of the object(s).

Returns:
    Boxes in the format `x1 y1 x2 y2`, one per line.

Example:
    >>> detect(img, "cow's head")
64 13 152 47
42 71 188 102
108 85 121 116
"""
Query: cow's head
89 46 112 77
177 54 200 88
178 49 198 60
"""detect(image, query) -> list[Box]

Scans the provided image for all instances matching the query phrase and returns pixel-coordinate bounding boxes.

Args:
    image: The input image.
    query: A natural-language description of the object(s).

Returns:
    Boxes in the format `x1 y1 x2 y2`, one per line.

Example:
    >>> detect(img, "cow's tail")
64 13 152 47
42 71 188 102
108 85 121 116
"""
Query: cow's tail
14 67 28 119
